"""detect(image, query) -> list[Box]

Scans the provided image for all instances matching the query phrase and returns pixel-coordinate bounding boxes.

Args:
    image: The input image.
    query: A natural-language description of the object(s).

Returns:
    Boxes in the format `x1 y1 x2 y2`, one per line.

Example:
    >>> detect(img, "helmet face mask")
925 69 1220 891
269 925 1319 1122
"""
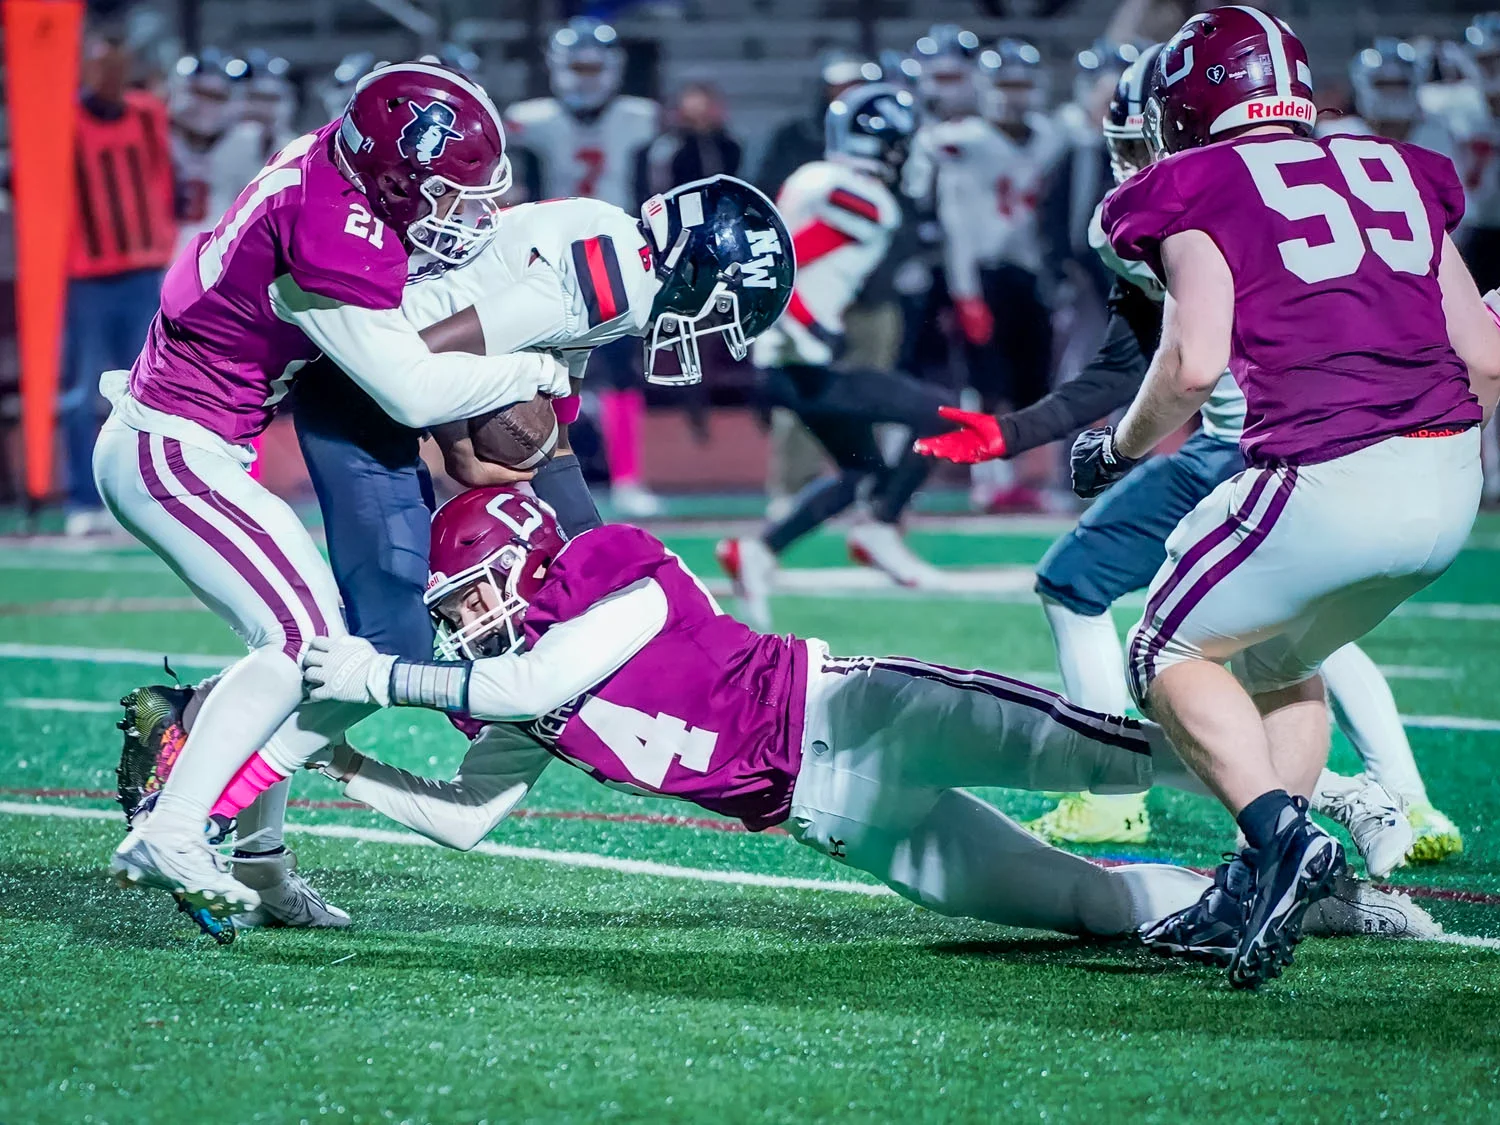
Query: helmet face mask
639 175 794 387
1104 43 1163 182
405 168 509 265
428 548 530 660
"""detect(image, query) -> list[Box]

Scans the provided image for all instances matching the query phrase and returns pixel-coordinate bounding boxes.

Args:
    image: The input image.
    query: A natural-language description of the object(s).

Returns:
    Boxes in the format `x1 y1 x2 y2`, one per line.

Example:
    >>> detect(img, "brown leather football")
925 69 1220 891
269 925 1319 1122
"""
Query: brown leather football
468 394 559 470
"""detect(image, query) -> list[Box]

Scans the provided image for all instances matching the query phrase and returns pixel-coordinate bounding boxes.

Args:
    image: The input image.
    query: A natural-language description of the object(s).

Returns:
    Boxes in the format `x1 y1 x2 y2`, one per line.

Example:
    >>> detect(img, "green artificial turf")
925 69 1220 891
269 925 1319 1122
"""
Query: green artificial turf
2 519 1500 1123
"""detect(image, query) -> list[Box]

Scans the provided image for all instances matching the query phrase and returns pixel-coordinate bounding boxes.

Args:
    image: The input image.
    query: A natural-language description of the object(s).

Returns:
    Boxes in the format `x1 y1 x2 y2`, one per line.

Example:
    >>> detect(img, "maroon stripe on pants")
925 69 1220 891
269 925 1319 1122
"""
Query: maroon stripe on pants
162 438 329 637
136 431 304 660
1127 467 1276 700
1132 466 1298 698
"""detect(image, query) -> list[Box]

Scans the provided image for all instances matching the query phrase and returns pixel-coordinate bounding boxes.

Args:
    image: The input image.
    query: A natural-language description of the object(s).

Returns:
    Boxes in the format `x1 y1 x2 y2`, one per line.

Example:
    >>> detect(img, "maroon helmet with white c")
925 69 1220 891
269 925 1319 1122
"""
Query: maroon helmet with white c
334 61 511 265
425 487 566 659
1144 5 1315 158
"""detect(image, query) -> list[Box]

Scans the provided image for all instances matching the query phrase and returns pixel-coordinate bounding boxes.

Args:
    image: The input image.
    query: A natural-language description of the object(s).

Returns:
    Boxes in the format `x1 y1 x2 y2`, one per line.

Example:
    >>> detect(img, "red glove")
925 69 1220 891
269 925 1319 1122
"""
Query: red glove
953 296 994 346
913 405 1008 465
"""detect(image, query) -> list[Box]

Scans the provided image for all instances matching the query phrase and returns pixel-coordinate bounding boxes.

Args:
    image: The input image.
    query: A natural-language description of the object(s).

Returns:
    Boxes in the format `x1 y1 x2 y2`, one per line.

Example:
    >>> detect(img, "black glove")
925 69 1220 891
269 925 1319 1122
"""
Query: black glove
1070 426 1141 498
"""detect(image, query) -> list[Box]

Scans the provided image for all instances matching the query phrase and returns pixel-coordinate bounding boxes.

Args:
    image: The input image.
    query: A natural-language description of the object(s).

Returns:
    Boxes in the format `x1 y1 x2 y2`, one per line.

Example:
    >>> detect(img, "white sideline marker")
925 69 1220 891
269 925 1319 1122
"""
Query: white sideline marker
1 800 1497 950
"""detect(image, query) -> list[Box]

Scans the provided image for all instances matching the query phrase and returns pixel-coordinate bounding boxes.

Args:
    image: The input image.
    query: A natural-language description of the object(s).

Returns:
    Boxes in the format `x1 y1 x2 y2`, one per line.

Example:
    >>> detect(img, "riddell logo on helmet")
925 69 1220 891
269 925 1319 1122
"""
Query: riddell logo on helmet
1246 98 1315 123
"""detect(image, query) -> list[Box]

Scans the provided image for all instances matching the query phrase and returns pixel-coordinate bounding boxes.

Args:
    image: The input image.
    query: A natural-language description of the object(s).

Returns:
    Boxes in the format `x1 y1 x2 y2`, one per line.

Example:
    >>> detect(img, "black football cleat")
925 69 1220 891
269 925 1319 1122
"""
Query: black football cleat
116 684 196 826
1229 797 1347 990
1139 851 1252 967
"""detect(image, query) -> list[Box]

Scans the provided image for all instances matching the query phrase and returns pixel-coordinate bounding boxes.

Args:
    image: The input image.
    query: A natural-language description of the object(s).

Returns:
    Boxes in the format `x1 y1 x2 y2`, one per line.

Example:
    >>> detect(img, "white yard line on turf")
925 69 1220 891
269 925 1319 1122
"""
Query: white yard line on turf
0 643 236 668
2 800 1497 949
12 698 120 713
0 800 890 896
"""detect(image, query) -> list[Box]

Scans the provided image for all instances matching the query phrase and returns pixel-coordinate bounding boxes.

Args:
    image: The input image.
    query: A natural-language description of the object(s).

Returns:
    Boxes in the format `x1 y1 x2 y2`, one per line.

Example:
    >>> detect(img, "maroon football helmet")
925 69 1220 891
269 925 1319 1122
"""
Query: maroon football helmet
334 61 511 265
1145 5 1315 158
425 487 566 659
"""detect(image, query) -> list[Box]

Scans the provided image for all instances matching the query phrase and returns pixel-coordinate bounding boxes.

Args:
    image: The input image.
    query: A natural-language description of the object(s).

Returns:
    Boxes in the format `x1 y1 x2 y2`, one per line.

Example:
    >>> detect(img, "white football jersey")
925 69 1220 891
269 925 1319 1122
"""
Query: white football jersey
401 196 659 379
752 160 901 369
926 112 1069 292
1087 197 1245 443
501 95 660 211
1441 108 1500 230
172 120 297 255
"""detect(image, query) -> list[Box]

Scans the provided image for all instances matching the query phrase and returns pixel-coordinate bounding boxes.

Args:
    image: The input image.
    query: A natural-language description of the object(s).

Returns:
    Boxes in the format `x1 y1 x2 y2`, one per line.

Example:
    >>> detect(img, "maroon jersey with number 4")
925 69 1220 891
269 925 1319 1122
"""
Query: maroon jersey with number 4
1105 133 1481 465
514 525 808 831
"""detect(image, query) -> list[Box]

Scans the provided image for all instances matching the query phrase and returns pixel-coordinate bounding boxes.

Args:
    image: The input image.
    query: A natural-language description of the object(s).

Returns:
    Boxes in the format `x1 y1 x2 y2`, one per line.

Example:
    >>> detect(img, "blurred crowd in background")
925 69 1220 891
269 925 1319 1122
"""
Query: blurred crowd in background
6 0 1500 529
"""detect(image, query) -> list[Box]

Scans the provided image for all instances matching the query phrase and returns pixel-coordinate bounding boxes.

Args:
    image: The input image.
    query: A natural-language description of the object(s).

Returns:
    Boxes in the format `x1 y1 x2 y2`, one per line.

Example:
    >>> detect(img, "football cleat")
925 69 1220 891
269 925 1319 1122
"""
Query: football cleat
1139 851 1251 967
174 892 237 945
116 684 196 825
1229 799 1347 990
1406 801 1464 864
609 482 665 519
231 848 352 929
1313 771 1412 879
845 522 950 589
1025 792 1151 845
715 536 775 631
1303 872 1443 941
111 827 260 918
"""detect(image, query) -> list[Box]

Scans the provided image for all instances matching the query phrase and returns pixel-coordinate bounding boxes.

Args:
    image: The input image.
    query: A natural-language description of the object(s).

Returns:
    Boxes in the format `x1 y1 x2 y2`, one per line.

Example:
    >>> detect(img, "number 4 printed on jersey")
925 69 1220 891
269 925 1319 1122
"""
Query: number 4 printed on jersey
1237 137 1433 284
579 697 717 789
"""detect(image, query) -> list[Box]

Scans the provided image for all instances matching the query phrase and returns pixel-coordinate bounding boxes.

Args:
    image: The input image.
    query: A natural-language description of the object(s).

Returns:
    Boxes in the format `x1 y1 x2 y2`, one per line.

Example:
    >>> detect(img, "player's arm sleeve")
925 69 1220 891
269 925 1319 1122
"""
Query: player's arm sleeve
341 725 554 851
270 276 570 428
997 282 1158 455
463 578 668 721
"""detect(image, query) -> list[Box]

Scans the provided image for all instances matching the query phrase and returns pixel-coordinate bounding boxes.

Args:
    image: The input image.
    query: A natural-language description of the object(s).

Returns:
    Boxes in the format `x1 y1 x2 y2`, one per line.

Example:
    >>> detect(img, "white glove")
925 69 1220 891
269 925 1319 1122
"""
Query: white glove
303 635 397 707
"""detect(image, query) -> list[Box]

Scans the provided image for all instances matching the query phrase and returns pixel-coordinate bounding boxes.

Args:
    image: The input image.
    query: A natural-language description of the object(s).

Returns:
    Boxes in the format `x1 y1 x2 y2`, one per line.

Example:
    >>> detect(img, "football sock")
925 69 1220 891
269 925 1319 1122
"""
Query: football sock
1237 789 1296 850
764 471 862 554
1322 642 1429 804
600 387 645 486
531 453 603 534
233 776 290 854
210 752 290 821
870 448 933 524
1041 597 1130 714
145 648 303 840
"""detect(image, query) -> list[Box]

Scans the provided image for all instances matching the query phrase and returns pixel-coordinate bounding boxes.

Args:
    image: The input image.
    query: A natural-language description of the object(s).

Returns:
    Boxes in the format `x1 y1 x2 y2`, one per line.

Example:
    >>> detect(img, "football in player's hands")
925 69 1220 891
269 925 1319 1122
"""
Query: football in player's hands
468 394 559 470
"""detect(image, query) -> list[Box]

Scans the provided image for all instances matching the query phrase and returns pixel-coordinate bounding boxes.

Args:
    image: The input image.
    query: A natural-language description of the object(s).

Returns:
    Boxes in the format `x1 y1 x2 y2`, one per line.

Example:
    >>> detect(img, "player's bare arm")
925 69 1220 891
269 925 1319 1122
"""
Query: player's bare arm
1113 230 1234 460
1436 234 1500 421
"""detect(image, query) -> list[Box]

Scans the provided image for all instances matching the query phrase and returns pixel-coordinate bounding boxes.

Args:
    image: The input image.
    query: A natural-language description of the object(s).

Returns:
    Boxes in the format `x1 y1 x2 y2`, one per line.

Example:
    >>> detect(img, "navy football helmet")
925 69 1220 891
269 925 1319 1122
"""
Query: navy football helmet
639 175 794 386
826 82 918 181
1103 42 1163 183
547 17 624 113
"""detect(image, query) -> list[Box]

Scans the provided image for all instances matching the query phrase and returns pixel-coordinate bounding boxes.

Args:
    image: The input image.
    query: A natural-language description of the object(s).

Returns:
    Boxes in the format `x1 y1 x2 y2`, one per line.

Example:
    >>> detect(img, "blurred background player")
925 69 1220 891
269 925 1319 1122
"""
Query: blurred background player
920 44 1460 867
505 17 663 517
171 48 301 254
717 84 954 629
758 50 887 521
1324 38 1454 155
63 31 176 536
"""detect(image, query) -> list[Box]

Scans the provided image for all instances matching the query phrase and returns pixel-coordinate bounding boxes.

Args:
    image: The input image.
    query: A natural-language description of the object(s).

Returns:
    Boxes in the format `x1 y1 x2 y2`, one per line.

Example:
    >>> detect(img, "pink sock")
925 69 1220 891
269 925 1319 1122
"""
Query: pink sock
210 751 290 820
600 388 645 485
248 435 265 482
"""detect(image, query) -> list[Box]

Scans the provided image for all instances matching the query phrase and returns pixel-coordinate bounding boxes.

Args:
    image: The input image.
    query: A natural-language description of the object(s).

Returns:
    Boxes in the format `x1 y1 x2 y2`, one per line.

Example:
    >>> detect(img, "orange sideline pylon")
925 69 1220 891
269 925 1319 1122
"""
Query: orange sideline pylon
4 0 84 503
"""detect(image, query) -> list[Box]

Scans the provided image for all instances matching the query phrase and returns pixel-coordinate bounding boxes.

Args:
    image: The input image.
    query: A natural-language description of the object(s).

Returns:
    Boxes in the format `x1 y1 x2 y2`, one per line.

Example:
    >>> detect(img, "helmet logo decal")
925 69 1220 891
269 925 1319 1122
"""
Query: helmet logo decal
485 492 544 539
400 100 464 165
677 191 705 227
1207 64 1226 84
1163 45 1194 86
742 229 783 289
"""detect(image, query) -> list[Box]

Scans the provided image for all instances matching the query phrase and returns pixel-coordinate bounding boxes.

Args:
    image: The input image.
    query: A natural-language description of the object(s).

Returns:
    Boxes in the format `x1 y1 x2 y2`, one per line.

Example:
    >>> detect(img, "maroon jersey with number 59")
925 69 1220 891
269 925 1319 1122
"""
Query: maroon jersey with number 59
517 525 808 831
1105 133 1481 466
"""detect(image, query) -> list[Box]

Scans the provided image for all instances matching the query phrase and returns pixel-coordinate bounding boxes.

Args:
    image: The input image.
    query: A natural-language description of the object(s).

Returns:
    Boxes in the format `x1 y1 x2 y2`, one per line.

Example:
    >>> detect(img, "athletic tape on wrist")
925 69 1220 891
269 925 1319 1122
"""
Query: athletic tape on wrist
387 660 473 713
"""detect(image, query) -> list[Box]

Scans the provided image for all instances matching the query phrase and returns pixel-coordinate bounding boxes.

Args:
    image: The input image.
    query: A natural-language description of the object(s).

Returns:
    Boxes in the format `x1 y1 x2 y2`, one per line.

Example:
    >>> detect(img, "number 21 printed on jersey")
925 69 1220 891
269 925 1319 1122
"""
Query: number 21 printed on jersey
1237 137 1433 284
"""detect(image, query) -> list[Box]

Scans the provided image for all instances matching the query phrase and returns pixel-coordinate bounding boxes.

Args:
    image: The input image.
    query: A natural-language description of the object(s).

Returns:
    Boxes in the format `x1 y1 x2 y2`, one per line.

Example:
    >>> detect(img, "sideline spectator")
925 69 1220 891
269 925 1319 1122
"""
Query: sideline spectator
640 81 741 197
63 32 175 533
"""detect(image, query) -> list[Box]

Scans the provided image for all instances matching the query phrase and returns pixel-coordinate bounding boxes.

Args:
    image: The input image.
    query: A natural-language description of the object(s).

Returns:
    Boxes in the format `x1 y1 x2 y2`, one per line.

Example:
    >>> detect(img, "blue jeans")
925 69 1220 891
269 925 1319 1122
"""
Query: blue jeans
62 268 163 509
1035 431 1245 617
294 365 437 661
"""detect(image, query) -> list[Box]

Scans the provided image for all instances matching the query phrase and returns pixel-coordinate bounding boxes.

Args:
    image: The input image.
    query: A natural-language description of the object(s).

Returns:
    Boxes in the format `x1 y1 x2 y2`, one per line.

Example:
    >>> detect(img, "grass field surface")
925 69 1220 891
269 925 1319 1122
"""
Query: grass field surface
3 515 1500 1123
